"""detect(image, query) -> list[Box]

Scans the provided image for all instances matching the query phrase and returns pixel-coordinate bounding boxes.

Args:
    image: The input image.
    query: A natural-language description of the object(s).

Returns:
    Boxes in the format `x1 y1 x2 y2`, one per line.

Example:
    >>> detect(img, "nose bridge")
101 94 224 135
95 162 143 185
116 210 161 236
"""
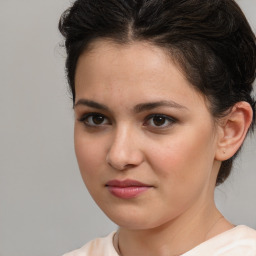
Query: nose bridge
106 123 143 170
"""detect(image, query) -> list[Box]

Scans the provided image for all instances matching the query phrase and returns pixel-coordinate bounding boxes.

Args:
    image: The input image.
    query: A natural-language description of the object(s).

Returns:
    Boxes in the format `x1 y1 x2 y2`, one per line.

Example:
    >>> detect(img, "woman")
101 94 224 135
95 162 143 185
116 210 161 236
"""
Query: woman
59 0 256 255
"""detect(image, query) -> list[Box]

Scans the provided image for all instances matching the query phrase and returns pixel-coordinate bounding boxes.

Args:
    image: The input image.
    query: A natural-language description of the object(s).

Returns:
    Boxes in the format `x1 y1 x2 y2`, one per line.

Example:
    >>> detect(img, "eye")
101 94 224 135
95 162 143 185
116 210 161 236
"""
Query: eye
78 113 110 127
144 114 176 128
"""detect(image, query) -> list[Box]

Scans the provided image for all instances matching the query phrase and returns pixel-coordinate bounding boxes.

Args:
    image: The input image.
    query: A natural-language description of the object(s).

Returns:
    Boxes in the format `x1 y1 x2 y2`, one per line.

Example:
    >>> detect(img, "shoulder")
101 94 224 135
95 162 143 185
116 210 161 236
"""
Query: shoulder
62 231 119 256
236 225 256 238
226 225 256 245
215 225 256 255
183 225 256 256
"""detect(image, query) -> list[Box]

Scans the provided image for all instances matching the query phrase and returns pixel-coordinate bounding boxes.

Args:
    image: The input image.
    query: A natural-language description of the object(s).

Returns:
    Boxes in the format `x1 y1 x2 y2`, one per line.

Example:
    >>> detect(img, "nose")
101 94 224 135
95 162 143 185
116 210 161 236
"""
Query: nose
106 126 144 171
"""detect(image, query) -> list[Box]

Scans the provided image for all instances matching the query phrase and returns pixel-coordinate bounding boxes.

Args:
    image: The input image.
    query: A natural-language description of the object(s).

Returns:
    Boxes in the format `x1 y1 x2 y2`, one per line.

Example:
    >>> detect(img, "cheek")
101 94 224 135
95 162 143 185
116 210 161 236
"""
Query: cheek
145 131 216 217
74 129 105 183
148 127 216 183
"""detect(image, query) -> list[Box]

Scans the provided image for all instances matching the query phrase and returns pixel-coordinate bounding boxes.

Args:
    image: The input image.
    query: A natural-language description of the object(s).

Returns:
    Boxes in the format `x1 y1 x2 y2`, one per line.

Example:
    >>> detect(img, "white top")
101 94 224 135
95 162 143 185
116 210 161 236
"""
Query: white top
63 225 256 256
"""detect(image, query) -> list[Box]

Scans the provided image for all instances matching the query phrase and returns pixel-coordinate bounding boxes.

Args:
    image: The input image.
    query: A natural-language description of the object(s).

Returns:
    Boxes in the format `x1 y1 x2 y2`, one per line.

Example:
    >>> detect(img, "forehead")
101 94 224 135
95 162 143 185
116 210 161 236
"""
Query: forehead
76 39 174 80
74 39 206 112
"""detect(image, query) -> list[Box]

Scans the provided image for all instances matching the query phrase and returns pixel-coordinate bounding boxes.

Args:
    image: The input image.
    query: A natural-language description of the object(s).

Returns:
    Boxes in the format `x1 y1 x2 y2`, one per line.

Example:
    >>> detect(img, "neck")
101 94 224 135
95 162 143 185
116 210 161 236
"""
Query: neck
114 202 233 256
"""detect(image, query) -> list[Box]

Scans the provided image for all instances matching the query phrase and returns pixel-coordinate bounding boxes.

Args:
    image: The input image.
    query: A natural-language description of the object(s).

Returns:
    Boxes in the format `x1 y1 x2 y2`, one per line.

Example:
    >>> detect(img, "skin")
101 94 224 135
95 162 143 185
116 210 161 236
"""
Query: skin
73 40 248 255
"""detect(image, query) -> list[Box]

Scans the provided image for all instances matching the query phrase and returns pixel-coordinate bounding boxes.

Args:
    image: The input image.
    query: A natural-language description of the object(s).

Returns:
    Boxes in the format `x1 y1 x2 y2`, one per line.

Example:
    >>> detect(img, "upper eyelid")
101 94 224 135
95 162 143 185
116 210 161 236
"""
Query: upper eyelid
77 111 108 118
145 113 177 122
145 113 175 118
78 112 107 119
76 108 106 116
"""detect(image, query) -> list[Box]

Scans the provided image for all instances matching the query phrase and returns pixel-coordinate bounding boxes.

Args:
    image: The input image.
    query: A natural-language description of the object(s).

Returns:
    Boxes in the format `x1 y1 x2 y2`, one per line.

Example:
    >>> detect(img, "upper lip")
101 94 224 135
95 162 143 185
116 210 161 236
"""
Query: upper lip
106 179 152 187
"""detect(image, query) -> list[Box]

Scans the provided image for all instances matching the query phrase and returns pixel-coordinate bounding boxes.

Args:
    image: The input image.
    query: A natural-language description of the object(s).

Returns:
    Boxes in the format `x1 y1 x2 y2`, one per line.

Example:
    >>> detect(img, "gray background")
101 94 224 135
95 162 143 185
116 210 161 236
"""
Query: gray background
0 1 255 256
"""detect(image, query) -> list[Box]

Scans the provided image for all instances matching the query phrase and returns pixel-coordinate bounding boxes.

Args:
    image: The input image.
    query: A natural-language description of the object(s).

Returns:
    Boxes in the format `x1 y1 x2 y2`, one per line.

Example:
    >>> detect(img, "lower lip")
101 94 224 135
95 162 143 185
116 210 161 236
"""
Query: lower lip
107 186 151 199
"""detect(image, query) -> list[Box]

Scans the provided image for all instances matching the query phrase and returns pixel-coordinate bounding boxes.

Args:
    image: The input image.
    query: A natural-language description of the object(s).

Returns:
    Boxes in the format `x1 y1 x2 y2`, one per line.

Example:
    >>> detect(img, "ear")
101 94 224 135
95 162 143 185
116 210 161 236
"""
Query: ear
215 101 253 161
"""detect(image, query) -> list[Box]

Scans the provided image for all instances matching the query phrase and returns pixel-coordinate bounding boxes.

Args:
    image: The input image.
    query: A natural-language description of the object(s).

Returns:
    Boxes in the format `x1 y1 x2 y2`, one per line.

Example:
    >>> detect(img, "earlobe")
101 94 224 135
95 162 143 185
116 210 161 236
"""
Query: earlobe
215 101 253 161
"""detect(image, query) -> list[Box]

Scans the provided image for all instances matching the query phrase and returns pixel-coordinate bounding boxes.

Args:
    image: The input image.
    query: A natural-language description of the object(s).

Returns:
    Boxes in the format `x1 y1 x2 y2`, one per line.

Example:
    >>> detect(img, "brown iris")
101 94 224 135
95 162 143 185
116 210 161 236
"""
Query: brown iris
92 115 105 125
152 116 166 126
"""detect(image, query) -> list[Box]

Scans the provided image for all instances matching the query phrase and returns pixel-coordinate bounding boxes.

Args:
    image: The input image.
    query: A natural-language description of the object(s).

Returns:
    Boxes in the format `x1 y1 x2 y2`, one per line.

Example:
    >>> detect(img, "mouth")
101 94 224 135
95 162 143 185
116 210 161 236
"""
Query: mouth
105 179 153 199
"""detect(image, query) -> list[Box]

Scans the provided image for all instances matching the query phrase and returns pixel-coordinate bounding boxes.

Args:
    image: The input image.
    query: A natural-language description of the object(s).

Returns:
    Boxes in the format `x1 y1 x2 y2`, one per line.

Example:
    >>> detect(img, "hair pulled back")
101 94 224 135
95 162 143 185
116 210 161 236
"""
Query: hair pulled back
59 0 256 185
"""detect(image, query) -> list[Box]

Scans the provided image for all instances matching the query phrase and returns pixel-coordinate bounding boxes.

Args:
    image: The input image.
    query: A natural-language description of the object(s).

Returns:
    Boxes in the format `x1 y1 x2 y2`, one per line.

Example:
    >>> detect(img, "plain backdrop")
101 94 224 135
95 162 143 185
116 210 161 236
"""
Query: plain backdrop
0 0 255 256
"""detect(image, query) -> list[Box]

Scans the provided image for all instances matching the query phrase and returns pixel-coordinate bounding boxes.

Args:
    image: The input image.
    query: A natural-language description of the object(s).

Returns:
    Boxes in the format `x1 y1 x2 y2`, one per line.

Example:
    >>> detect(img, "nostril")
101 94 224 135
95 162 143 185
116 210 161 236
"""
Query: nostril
106 151 142 171
106 154 143 171
106 154 127 171
123 163 137 169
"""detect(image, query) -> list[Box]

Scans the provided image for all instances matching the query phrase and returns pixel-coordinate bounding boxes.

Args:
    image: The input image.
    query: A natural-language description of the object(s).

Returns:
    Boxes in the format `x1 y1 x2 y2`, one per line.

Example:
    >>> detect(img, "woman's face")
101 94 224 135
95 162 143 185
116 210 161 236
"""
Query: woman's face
74 40 221 229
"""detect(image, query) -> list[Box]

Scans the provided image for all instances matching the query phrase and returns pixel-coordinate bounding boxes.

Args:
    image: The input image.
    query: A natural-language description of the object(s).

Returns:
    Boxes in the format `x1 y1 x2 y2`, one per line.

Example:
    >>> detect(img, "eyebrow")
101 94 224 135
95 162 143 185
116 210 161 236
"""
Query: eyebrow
74 99 187 112
74 99 109 111
134 100 188 113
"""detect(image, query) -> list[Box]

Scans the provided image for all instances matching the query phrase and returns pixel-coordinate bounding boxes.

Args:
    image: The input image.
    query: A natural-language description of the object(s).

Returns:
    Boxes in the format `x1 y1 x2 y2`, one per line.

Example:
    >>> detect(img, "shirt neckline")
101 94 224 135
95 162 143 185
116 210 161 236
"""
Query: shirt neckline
111 225 247 256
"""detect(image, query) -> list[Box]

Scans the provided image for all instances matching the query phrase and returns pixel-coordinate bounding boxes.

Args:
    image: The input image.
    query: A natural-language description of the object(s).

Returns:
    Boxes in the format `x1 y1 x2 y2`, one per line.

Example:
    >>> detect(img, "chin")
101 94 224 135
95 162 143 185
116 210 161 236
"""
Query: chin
102 207 169 231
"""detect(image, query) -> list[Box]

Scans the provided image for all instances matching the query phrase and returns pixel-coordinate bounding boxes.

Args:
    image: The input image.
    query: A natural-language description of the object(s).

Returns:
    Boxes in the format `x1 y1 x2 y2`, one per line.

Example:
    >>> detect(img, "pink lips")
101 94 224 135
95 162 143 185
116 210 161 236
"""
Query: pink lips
106 179 152 199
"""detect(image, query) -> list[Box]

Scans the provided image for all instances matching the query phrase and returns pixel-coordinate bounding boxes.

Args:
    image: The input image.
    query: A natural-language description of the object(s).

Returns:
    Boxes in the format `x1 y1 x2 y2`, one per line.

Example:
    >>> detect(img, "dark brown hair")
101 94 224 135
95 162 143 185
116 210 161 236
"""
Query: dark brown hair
59 0 256 185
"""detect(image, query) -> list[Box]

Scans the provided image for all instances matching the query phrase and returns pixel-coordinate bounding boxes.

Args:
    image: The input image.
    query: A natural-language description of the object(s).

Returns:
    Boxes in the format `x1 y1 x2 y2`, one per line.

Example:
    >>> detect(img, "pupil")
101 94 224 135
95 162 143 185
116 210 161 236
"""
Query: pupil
93 115 104 124
153 116 165 126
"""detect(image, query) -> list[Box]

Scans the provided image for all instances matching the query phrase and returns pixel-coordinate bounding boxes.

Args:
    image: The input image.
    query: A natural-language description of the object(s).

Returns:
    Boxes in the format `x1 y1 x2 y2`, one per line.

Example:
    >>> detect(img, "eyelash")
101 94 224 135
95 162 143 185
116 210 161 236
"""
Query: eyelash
78 112 177 129
78 112 111 127
143 114 177 128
